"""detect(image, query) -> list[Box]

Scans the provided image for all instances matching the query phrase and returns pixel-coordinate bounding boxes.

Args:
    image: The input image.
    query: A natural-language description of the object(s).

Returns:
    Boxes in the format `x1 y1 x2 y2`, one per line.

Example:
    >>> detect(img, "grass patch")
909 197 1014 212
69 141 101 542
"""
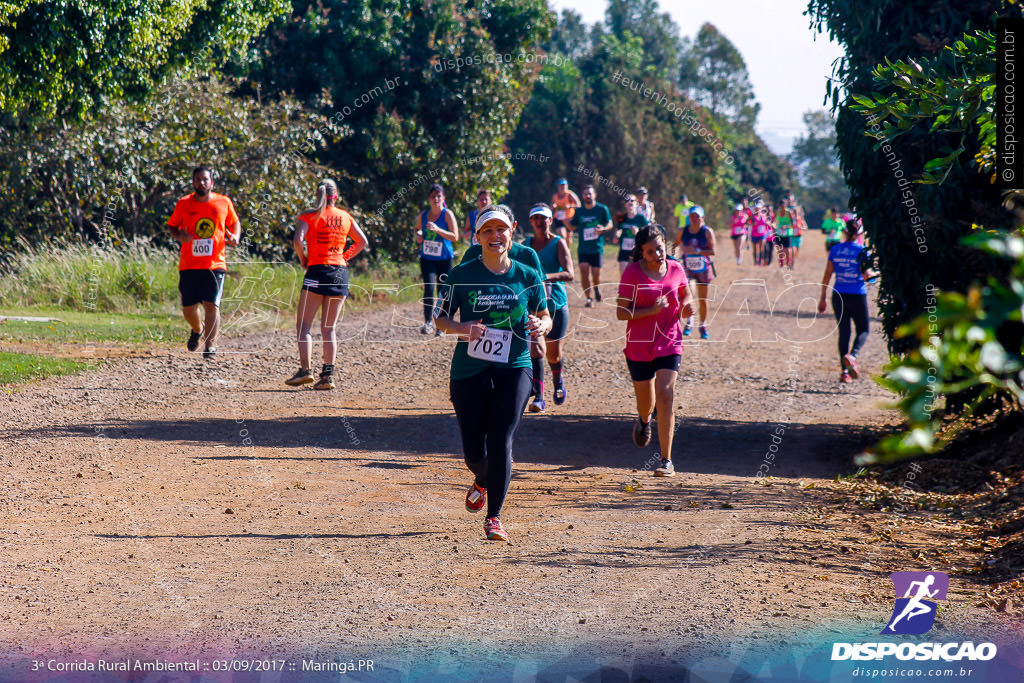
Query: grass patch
0 309 183 344
0 240 424 344
0 351 92 384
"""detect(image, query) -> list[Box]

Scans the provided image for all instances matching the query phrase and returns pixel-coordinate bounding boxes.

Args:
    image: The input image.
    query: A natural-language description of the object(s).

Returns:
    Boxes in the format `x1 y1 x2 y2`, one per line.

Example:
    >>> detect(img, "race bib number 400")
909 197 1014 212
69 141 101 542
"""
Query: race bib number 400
621 237 635 252
422 240 444 257
467 327 513 364
191 239 213 257
583 227 598 242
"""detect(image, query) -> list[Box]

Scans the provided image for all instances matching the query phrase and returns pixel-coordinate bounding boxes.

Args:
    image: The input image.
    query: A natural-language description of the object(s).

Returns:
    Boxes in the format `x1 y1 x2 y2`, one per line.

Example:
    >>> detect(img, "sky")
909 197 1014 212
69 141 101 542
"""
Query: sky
551 0 846 154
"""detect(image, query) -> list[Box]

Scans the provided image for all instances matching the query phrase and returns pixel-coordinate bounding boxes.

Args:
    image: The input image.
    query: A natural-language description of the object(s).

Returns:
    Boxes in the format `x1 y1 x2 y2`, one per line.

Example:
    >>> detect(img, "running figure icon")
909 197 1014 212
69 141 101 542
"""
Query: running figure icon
881 571 948 635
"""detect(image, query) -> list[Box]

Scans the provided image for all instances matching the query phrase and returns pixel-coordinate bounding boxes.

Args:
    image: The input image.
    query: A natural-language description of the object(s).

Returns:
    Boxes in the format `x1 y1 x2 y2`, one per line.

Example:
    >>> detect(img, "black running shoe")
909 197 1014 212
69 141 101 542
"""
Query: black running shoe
186 330 201 352
632 417 652 448
285 368 314 386
202 347 217 360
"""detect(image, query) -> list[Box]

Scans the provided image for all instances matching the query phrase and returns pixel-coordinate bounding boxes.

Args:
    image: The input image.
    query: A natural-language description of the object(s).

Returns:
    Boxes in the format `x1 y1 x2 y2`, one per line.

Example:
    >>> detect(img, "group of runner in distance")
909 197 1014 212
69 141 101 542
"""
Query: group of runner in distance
166 167 876 542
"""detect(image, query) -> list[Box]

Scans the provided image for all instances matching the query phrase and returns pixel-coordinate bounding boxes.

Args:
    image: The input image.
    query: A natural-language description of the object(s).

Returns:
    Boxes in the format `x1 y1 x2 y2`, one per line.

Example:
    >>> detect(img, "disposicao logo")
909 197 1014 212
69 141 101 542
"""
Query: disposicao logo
881 571 948 635
831 571 998 662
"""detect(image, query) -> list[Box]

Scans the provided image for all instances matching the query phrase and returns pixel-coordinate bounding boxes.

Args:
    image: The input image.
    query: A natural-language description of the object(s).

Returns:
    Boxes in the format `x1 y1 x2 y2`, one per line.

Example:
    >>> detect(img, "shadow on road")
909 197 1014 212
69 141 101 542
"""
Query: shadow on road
33 411 880 479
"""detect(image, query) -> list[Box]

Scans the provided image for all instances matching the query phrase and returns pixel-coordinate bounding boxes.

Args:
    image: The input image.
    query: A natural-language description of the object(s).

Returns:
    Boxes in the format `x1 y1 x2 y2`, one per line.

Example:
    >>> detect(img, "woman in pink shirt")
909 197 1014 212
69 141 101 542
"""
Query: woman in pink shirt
616 225 693 477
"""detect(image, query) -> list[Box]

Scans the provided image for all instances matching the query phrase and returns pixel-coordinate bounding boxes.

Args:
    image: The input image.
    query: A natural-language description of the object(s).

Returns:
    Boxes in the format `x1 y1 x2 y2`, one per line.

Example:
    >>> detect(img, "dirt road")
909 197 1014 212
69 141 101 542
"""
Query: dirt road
1 232 1017 680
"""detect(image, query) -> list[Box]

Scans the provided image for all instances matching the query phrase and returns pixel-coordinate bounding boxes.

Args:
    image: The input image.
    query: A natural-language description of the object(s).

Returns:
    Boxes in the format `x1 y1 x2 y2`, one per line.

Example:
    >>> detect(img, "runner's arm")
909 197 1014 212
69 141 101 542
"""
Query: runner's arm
616 291 668 321
427 210 458 242
701 229 716 257
818 261 835 312
526 309 552 338
293 220 309 269
678 283 693 320
569 191 581 208
167 224 192 244
342 219 369 263
548 238 575 282
225 220 240 247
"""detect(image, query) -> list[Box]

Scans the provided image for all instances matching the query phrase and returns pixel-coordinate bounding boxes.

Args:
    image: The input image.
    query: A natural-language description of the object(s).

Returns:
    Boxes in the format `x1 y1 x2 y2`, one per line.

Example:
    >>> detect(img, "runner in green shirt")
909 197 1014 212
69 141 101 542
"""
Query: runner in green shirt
822 207 844 254
570 184 614 307
616 194 649 276
436 206 551 543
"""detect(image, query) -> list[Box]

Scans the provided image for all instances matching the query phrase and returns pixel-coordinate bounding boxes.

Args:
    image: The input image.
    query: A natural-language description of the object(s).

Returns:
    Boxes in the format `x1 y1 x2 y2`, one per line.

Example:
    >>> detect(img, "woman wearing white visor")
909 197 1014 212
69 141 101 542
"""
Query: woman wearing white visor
525 203 574 409
436 206 551 542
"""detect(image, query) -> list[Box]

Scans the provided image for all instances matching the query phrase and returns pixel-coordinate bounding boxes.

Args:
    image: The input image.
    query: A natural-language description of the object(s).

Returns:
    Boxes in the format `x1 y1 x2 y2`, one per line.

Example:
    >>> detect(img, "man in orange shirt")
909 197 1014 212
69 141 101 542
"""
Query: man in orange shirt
551 178 581 245
166 166 241 359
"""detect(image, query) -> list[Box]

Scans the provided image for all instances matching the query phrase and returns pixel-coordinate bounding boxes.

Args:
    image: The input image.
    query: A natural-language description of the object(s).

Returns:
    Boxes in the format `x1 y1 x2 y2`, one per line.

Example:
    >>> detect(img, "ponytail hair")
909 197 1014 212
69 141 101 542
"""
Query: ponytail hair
631 224 667 263
300 179 339 221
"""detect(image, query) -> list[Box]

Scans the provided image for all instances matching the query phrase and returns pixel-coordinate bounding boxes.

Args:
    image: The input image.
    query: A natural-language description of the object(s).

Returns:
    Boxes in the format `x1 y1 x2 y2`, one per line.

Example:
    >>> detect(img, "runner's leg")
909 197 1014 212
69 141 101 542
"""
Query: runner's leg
296 289 322 370
420 259 437 323
482 368 532 518
848 293 870 358
320 295 346 367
201 301 219 349
832 290 851 368
654 368 677 462
633 378 655 423
696 282 710 326
579 262 592 301
182 304 202 334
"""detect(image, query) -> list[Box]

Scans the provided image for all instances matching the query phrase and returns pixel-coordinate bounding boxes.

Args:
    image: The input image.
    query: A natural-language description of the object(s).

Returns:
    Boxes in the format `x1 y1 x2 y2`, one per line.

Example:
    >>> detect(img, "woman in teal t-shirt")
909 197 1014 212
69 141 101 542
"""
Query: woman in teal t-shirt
525 203 575 409
436 206 551 542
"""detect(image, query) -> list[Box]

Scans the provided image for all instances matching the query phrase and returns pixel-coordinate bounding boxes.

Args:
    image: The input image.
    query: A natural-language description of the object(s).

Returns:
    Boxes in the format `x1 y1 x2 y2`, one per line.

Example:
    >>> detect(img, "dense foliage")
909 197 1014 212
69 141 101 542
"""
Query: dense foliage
870 233 1024 460
0 78 337 256
806 0 1011 355
242 0 552 257
504 9 793 230
837 19 1022 459
0 0 289 120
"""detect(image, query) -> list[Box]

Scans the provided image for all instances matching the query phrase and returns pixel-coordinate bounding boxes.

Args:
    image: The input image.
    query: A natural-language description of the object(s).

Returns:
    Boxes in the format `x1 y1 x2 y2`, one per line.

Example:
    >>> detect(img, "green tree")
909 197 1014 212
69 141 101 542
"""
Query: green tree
604 0 682 80
0 0 289 120
0 78 337 256
243 0 552 257
788 109 849 224
807 0 1010 354
679 23 759 129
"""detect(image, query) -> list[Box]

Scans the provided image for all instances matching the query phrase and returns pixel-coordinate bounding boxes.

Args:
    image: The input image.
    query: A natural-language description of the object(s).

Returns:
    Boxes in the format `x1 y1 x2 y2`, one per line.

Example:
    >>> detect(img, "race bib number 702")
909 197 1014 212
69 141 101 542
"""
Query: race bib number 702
467 327 513 364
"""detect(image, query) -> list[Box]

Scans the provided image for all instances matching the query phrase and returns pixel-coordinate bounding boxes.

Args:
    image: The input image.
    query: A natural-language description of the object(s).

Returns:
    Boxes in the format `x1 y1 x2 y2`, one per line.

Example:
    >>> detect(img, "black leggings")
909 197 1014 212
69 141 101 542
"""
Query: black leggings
832 290 869 366
449 367 532 518
420 258 452 322
762 239 774 265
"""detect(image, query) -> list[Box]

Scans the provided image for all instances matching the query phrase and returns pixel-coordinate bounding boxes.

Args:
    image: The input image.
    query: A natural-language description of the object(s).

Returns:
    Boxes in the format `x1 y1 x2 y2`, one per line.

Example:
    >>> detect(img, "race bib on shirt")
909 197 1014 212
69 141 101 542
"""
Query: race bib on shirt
191 239 214 257
685 255 707 272
556 210 566 220
423 240 444 257
467 327 512 364
583 227 598 242
621 237 635 252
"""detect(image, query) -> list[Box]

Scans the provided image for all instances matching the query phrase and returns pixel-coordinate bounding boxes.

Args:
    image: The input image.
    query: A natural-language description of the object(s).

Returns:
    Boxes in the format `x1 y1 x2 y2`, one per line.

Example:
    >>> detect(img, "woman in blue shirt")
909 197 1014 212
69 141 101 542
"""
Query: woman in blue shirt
817 219 878 383
414 183 459 335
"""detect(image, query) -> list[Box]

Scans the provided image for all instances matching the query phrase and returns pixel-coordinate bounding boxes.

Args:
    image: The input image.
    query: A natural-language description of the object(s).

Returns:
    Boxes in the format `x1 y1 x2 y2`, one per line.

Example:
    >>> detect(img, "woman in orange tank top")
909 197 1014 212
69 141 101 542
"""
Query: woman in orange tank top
285 179 368 389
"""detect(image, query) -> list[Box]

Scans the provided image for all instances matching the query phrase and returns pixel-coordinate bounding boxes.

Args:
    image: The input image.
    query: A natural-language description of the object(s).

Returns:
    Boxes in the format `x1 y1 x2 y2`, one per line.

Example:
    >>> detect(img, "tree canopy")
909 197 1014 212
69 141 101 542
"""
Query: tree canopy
0 0 289 120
